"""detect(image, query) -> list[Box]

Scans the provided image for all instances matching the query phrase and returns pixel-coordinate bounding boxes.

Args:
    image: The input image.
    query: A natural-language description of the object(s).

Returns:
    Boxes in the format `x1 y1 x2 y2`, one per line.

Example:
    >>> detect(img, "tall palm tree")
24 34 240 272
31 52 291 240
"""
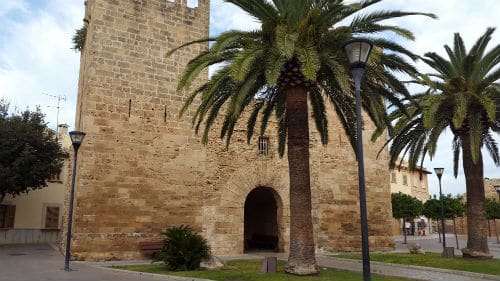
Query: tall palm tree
168 0 434 274
387 28 500 259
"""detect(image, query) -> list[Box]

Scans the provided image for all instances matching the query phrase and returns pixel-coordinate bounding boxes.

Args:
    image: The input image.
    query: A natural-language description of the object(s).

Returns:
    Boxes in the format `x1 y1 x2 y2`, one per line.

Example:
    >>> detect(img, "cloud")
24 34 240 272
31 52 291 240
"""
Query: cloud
210 0 260 35
1 0 499 194
0 0 83 130
0 0 28 19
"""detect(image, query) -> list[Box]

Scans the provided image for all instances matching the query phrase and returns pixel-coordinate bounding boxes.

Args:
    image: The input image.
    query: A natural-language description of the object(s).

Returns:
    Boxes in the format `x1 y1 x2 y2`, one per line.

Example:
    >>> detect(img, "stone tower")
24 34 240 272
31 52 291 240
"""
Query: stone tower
71 0 210 260
70 0 394 260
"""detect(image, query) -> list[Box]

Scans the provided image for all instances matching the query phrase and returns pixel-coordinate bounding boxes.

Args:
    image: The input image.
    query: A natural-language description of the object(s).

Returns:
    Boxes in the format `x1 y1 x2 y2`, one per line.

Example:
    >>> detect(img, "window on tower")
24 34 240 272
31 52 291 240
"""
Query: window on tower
258 137 269 156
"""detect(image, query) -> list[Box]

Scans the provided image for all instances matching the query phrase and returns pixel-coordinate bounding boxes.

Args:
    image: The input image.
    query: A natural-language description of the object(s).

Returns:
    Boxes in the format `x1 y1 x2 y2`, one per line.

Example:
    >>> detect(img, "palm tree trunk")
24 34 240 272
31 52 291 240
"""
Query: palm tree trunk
461 136 491 259
284 86 319 275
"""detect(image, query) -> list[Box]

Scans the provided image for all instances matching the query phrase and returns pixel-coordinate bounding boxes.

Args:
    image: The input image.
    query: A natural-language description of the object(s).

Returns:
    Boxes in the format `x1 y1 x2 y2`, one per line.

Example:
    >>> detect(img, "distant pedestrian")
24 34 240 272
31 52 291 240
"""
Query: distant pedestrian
405 221 411 235
417 219 427 235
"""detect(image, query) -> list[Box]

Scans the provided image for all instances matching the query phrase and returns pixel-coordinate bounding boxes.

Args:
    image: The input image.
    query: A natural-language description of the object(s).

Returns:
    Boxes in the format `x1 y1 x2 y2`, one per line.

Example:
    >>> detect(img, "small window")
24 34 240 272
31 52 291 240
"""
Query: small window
413 175 419 187
391 172 396 183
44 206 60 229
258 137 269 156
0 204 16 228
49 171 62 182
402 175 408 186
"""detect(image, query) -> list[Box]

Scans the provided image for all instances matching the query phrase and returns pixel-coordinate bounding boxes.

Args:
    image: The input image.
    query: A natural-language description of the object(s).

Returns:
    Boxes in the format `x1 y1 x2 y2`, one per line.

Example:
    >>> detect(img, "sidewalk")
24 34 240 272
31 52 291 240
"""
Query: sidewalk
1 243 499 281
393 234 500 258
0 243 203 281
316 255 500 281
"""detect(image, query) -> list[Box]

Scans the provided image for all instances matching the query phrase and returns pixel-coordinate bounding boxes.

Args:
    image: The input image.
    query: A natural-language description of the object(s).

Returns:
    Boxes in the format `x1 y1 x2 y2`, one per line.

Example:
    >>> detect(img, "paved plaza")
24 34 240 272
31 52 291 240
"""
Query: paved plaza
393 233 500 258
1 236 499 281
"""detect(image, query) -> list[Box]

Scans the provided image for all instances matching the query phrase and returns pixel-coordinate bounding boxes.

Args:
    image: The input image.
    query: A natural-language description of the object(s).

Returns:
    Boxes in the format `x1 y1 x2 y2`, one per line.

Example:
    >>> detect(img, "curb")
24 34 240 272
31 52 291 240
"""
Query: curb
91 265 214 281
324 257 500 281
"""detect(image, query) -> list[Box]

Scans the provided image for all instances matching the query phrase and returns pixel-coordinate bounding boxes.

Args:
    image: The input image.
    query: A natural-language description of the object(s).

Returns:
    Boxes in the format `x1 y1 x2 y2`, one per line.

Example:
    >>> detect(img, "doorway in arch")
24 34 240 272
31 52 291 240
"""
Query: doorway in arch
244 186 282 252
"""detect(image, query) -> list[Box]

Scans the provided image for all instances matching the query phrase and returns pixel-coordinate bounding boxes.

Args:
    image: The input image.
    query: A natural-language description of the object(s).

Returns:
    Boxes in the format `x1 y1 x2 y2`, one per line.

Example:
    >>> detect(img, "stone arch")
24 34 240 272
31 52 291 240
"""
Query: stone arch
219 162 288 208
204 162 290 255
244 186 283 252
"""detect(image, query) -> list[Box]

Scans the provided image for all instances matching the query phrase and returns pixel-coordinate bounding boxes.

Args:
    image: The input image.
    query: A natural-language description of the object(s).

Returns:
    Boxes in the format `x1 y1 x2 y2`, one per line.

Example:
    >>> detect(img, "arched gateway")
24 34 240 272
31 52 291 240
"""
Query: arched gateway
244 187 283 252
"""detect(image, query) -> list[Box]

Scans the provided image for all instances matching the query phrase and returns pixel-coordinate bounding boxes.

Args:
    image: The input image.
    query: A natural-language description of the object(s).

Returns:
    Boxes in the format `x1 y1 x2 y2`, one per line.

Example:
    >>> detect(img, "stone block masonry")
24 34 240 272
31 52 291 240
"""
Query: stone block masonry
66 0 394 260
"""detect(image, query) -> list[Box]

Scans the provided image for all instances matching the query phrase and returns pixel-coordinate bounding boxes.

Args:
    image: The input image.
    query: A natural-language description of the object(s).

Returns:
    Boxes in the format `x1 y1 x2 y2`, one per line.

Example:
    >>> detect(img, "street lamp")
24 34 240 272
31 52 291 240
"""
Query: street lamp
64 131 86 271
434 167 452 258
344 38 373 281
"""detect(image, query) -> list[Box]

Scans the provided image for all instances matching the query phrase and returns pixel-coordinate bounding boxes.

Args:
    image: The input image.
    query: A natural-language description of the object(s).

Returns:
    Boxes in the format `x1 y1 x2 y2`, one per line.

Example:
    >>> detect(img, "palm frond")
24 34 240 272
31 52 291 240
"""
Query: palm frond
309 87 328 144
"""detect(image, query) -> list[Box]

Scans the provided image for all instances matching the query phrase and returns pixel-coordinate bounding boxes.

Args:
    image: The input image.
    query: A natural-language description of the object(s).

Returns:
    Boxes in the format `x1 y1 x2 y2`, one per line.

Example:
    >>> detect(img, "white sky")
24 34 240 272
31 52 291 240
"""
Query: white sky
0 0 499 196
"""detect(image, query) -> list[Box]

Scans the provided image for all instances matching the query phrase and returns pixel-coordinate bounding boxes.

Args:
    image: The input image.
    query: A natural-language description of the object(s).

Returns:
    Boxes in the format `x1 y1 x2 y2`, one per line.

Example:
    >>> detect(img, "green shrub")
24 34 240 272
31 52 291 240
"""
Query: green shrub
72 23 87 52
154 225 210 271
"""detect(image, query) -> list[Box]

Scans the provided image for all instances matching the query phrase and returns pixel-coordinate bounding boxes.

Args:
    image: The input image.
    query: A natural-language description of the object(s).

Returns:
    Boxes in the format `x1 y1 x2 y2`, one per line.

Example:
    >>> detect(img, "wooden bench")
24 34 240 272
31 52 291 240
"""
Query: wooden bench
138 241 163 258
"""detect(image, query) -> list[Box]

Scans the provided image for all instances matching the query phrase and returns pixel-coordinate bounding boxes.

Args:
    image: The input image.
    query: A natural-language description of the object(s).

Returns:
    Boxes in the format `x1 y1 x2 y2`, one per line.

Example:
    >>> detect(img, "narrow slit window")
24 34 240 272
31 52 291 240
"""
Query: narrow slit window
258 137 269 156
128 99 132 117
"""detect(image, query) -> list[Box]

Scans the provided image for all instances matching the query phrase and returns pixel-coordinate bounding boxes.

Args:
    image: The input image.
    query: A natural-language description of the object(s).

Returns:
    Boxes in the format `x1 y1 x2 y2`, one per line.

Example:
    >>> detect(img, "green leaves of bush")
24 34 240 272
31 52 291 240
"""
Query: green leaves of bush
154 225 210 271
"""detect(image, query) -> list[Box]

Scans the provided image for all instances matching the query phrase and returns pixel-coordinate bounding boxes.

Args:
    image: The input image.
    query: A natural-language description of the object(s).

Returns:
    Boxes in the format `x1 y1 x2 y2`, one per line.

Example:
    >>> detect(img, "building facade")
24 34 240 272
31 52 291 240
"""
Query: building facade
0 125 71 244
485 178 500 200
389 160 431 235
390 160 431 202
67 0 395 260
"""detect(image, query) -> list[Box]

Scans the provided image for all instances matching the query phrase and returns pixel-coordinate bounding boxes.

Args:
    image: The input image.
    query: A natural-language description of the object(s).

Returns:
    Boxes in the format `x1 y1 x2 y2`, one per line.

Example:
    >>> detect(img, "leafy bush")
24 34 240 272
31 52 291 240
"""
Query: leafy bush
154 225 210 271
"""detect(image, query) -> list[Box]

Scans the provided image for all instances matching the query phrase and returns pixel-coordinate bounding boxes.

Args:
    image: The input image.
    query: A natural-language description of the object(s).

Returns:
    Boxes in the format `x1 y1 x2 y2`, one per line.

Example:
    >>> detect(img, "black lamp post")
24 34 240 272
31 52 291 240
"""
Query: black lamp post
64 131 86 271
434 167 450 257
343 39 373 281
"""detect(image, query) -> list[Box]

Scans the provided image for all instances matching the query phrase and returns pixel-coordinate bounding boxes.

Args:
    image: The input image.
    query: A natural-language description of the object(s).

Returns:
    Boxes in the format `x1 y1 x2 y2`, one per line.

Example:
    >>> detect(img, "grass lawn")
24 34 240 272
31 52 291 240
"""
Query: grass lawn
336 253 500 275
113 259 413 281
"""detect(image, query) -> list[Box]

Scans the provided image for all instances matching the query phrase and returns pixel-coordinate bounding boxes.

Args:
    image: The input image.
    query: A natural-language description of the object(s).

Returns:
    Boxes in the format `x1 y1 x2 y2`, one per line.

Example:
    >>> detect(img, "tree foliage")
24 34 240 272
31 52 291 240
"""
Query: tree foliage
386 28 500 172
171 0 435 154
0 100 65 203
391 192 423 219
443 194 466 219
423 194 465 220
72 22 88 52
422 196 441 220
485 198 500 220
386 28 500 257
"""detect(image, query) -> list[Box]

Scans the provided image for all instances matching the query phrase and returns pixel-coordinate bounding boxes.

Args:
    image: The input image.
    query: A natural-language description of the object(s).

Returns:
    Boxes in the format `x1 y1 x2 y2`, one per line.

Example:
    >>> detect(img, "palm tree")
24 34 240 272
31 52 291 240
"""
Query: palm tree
387 28 500 259
168 0 434 274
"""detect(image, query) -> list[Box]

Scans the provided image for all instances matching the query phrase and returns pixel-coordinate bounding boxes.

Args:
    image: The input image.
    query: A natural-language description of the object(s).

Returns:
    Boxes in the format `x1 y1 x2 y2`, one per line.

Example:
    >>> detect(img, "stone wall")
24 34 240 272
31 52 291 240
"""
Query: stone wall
67 0 394 260
67 0 210 260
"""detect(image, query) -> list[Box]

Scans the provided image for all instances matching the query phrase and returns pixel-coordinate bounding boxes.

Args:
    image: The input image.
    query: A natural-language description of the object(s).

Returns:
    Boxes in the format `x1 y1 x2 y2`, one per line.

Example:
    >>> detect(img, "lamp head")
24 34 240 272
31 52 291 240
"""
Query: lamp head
434 167 444 180
69 131 86 151
343 39 373 70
